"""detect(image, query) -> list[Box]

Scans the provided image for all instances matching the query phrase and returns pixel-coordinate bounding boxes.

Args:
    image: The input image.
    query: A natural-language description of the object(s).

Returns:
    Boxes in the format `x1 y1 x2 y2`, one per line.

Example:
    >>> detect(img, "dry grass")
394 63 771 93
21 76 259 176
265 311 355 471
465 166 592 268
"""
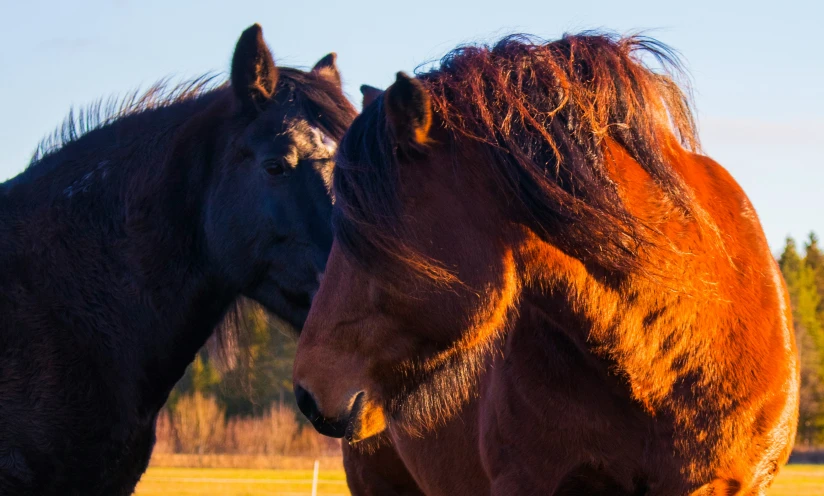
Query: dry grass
225 405 301 455
169 393 227 454
148 454 343 471
133 463 823 496
155 393 341 458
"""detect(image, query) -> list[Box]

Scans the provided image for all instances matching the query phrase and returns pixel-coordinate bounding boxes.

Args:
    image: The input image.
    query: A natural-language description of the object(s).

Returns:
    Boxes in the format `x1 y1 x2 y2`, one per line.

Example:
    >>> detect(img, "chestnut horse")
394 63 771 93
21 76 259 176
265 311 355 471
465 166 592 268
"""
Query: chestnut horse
294 34 799 495
0 25 355 495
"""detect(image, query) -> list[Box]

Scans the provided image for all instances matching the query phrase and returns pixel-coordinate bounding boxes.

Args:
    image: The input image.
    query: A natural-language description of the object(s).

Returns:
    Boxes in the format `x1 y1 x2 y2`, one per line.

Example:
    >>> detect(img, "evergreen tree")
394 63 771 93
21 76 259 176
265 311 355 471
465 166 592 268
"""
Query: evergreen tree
779 236 824 446
779 237 803 276
216 307 299 417
804 232 824 317
168 301 302 418
166 350 223 411
780 237 824 363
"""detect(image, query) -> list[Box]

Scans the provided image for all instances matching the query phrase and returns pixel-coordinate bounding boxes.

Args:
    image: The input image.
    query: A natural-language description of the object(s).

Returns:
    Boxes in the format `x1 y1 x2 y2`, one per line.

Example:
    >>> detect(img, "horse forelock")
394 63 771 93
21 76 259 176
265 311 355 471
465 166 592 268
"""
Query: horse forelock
335 32 703 283
277 67 358 144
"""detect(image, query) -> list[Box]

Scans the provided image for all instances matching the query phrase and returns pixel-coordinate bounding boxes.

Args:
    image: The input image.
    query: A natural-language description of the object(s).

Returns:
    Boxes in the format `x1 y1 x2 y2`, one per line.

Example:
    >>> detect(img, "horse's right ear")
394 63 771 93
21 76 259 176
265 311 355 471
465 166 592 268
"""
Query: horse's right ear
360 85 383 109
231 24 279 113
384 72 431 147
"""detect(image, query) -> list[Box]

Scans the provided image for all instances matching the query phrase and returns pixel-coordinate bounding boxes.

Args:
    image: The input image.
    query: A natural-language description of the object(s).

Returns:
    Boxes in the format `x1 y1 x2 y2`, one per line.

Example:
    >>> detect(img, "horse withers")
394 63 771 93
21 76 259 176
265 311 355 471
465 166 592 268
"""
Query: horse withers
294 34 798 495
0 24 355 495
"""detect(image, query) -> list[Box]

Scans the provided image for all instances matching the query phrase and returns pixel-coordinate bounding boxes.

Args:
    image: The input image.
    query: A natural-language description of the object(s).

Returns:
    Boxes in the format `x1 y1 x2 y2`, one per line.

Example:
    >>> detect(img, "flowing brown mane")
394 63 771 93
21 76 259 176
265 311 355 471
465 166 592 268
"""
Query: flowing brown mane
335 33 701 280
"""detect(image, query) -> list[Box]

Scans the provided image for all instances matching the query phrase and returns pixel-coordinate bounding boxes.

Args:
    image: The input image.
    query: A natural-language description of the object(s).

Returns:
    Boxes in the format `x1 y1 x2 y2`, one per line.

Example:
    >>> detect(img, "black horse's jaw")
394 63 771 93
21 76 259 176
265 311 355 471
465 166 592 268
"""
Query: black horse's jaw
242 278 314 330
280 287 313 312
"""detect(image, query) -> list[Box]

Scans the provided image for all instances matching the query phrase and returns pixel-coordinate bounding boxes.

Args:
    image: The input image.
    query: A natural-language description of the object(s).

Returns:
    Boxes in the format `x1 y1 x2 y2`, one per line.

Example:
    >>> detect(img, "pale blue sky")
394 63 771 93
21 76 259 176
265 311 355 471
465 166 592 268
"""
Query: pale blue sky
1 0 820 251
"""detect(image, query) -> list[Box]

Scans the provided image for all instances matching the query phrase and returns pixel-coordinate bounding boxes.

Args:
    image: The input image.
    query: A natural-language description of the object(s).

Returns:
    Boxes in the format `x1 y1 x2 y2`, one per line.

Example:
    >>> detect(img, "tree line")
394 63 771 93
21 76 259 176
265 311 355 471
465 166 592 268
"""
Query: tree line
780 232 824 446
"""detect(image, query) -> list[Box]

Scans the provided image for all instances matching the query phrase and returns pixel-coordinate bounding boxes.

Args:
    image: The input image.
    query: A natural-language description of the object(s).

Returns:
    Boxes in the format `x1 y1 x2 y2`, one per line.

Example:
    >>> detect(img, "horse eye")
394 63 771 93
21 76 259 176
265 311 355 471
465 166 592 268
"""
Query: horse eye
263 159 290 177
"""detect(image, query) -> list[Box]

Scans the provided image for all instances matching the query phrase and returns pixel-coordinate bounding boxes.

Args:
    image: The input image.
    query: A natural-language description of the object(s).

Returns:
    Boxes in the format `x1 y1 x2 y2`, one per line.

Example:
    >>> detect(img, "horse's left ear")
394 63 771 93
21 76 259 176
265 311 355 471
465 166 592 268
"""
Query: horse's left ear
231 24 279 112
384 72 431 147
312 53 342 87
360 85 383 109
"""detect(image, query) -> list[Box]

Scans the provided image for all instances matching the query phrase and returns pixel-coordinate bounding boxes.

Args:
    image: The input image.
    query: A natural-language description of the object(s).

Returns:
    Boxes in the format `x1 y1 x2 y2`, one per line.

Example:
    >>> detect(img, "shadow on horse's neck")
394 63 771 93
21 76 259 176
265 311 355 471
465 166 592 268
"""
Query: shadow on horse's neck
2 88 239 410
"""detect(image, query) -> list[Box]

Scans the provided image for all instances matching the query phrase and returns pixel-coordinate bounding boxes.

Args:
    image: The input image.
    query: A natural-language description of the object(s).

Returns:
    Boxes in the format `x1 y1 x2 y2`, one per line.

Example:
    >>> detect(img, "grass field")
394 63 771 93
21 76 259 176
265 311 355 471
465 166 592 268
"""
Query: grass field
133 464 824 495
134 468 349 496
768 465 824 496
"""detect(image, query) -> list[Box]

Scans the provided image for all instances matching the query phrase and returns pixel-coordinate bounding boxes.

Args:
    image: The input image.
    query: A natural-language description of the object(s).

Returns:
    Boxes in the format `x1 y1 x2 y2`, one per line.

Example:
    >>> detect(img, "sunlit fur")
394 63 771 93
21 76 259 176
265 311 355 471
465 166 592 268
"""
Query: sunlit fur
296 33 798 495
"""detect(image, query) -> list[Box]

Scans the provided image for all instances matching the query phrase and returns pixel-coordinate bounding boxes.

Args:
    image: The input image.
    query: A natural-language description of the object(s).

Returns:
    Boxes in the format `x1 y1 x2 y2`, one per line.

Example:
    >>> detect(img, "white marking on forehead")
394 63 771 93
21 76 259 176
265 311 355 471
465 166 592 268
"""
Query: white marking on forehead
284 120 335 156
313 126 338 156
302 126 337 161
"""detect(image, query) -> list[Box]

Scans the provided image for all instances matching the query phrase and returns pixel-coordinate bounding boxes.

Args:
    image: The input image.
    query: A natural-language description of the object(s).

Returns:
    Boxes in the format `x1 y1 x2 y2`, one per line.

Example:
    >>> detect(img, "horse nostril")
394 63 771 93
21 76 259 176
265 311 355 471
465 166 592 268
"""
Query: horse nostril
293 384 350 439
294 384 320 422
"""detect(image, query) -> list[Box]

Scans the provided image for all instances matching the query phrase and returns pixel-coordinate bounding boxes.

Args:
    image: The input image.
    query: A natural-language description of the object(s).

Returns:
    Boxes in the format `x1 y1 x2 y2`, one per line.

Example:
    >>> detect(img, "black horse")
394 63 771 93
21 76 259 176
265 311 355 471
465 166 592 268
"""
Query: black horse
0 24 355 495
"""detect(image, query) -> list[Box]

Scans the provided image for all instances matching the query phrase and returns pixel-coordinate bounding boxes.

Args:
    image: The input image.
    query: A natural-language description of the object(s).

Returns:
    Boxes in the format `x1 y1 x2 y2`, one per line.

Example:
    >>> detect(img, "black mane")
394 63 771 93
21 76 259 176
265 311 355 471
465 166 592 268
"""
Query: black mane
28 67 353 169
29 75 222 165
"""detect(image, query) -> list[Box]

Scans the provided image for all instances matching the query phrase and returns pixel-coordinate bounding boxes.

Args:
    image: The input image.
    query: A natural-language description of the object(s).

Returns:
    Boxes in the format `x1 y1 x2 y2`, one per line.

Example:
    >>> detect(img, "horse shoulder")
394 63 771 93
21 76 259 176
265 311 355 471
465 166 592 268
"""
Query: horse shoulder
663 149 798 487
597 142 796 486
678 151 792 352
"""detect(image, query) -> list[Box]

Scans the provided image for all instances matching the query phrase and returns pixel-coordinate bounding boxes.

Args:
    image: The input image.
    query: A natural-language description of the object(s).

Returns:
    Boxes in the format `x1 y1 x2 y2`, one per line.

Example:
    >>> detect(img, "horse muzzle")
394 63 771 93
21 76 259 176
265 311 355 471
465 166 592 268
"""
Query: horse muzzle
293 385 386 442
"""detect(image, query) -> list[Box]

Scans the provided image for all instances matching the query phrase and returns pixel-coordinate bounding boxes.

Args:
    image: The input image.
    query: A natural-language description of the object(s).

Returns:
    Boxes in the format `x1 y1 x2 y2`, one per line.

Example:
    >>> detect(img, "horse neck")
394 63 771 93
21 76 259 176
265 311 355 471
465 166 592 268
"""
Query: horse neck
513 236 614 345
3 91 238 408
509 144 734 412
115 93 239 400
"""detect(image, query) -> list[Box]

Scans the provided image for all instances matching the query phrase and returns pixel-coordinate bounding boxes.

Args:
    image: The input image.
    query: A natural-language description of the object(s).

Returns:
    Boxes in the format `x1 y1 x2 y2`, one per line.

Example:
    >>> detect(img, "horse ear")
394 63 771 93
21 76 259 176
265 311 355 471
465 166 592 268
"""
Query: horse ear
360 85 383 109
231 24 279 112
384 72 431 147
312 53 342 87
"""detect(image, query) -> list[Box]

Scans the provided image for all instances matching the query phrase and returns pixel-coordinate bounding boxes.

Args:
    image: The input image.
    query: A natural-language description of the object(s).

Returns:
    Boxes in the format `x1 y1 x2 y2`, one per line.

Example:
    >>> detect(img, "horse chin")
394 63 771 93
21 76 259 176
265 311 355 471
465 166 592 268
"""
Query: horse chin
243 279 312 330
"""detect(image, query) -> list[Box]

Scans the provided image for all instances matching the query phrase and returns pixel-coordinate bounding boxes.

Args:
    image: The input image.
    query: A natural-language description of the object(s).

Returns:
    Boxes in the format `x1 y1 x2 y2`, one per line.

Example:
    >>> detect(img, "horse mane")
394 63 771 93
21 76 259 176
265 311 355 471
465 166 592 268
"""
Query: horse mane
335 32 701 281
29 74 223 165
30 67 354 166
